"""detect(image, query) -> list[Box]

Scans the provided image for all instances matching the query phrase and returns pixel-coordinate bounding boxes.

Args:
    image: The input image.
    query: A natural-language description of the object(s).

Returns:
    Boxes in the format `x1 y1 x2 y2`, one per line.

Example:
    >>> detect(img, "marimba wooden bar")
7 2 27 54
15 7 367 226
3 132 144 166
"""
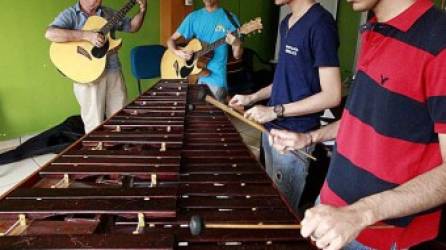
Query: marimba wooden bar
0 80 315 249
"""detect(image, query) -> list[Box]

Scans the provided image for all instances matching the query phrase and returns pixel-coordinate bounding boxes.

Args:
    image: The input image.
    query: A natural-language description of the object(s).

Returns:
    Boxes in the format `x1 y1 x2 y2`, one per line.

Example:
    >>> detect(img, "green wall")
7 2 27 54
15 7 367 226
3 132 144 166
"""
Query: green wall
194 0 279 62
0 0 160 140
337 0 445 79
0 0 279 141
7 0 428 140
337 1 361 79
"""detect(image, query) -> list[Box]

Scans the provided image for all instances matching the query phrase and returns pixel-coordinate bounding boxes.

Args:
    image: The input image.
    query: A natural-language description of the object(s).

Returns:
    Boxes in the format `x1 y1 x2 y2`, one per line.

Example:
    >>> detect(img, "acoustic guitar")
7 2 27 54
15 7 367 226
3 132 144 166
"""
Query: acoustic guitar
161 18 263 84
49 0 136 84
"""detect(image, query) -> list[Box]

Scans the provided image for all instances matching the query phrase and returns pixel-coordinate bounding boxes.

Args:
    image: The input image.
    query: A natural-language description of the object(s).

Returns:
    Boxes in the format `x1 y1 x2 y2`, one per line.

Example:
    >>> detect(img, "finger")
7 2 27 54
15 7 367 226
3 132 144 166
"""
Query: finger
270 129 288 139
300 210 320 238
268 134 275 146
275 144 287 153
284 146 295 153
251 114 261 123
272 136 292 149
244 109 253 120
316 230 338 250
229 98 239 106
270 129 279 136
324 236 344 250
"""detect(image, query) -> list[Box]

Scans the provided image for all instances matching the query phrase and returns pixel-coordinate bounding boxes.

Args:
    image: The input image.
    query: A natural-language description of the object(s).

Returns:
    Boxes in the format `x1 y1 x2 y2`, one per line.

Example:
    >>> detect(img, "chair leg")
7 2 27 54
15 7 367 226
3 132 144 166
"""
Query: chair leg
137 79 142 95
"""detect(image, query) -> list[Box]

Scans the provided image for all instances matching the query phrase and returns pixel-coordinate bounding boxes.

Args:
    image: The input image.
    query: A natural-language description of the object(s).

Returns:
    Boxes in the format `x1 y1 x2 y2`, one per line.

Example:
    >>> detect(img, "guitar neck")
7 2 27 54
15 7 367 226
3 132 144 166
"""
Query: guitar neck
196 33 241 58
100 0 136 34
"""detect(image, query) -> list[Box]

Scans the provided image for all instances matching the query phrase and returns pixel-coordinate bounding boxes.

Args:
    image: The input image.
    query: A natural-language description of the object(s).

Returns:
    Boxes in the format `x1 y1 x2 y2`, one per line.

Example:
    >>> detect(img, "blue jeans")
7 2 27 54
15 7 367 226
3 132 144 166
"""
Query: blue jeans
343 240 373 250
344 240 399 250
262 133 314 213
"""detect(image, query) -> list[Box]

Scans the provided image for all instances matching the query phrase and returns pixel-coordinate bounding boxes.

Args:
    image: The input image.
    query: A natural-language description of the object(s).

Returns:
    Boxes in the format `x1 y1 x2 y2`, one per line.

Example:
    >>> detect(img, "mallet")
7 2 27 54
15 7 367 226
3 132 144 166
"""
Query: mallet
197 88 316 161
189 215 394 236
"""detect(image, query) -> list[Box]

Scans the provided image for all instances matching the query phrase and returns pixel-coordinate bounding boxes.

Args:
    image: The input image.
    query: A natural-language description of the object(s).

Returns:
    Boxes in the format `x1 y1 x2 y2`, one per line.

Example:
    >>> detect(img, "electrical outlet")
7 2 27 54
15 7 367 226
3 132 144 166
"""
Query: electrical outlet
185 0 193 6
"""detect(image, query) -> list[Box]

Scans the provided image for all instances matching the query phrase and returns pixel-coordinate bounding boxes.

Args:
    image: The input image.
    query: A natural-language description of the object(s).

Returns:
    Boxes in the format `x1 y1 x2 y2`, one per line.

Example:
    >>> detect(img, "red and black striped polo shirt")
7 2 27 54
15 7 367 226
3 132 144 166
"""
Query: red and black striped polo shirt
320 0 446 248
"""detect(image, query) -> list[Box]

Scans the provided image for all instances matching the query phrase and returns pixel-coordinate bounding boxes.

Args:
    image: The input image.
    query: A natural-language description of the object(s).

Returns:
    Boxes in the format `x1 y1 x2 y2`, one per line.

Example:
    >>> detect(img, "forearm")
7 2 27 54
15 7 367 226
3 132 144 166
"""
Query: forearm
130 10 146 33
250 84 272 103
45 27 87 43
283 91 341 118
232 44 243 60
350 163 446 226
167 36 180 53
309 121 340 143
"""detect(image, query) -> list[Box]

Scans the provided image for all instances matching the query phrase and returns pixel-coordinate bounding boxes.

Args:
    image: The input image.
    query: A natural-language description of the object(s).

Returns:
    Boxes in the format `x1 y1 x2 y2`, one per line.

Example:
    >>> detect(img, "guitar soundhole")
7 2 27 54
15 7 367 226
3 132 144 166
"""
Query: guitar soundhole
91 40 110 59
180 66 194 78
185 57 194 66
179 53 195 78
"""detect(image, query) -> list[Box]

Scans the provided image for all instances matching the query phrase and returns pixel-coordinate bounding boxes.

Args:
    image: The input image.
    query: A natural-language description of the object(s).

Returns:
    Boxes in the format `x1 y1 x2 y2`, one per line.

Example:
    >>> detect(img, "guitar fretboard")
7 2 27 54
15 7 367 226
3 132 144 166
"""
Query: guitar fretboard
100 0 137 34
194 34 236 59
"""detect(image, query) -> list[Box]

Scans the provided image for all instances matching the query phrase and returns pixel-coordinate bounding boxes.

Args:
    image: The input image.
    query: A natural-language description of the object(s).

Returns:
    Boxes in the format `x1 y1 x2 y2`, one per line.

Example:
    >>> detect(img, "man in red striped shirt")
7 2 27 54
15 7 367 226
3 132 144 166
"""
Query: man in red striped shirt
269 0 446 249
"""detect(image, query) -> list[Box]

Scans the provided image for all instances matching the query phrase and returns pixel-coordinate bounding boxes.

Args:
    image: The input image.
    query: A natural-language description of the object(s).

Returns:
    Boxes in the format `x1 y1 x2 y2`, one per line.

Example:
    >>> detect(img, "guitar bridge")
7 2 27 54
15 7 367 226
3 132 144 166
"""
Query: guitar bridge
174 61 179 77
77 46 92 61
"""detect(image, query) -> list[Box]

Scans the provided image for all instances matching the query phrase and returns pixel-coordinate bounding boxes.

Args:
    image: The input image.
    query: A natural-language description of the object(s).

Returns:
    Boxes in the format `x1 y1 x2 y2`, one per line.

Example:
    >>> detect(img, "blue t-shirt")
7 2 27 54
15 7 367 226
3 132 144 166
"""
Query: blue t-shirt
49 2 132 71
177 8 240 89
267 4 340 132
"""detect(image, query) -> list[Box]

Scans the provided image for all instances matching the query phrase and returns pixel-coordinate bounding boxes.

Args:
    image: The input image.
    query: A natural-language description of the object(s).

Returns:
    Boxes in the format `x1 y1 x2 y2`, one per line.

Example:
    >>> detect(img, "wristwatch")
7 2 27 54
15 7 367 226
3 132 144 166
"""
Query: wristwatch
273 104 284 118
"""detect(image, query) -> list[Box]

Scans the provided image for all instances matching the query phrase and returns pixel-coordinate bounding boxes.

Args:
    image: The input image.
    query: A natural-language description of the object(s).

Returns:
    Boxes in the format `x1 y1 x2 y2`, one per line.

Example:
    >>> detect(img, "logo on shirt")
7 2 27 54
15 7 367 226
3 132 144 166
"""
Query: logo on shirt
215 24 226 33
285 45 299 56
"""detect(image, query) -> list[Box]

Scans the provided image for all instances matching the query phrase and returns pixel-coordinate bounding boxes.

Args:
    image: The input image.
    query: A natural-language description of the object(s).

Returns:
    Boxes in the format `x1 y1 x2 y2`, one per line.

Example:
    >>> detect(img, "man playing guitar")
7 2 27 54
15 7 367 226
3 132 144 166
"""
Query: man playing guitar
45 0 147 133
166 0 243 102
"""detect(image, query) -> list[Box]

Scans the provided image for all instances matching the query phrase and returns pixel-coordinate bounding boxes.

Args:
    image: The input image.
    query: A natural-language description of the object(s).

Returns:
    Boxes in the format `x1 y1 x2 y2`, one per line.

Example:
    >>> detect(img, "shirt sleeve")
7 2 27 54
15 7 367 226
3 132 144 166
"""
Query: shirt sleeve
310 15 340 68
176 13 195 40
425 50 446 133
49 8 75 29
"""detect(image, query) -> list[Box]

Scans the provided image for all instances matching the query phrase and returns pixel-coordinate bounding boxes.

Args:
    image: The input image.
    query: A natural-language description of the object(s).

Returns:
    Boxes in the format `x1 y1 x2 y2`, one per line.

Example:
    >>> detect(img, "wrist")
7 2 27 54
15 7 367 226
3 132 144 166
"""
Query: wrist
248 94 256 105
304 133 313 146
270 107 278 120
308 131 317 144
348 199 380 228
81 31 91 42
273 104 284 118
232 39 242 47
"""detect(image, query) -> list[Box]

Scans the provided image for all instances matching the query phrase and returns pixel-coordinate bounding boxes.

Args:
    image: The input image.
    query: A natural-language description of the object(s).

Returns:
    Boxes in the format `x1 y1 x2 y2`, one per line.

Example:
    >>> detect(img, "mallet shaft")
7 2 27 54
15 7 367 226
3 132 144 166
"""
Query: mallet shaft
204 95 317 161
206 223 393 230
206 224 301 230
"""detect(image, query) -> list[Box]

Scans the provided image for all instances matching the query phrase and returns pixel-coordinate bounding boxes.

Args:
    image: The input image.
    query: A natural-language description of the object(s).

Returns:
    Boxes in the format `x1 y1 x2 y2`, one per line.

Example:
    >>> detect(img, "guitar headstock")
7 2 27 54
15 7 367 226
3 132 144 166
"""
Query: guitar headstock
239 17 263 36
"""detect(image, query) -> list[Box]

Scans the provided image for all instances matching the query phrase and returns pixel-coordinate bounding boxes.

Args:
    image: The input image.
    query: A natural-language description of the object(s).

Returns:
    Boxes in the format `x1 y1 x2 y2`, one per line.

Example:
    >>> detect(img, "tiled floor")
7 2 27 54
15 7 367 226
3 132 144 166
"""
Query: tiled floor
0 134 56 197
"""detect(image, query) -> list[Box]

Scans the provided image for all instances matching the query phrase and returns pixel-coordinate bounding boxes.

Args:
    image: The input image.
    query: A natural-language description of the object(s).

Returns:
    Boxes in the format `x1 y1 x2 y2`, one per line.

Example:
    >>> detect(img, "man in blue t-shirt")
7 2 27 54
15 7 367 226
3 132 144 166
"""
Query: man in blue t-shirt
166 0 243 102
229 0 341 212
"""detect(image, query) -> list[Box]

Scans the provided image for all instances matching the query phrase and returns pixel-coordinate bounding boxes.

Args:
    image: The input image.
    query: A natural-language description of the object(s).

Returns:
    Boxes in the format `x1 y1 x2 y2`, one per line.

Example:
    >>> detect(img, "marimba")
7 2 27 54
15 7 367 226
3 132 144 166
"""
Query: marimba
0 80 314 249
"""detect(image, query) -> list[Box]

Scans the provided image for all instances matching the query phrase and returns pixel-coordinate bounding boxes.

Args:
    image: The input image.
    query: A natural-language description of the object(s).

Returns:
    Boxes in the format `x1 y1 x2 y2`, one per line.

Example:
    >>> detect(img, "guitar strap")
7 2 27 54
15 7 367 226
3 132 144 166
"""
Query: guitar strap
223 9 240 30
